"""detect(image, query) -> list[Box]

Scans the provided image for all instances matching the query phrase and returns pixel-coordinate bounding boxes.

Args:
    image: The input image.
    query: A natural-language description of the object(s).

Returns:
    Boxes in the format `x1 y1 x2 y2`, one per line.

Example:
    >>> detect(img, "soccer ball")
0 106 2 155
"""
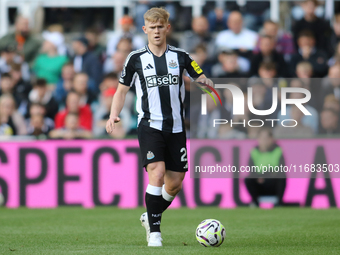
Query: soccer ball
196 219 226 247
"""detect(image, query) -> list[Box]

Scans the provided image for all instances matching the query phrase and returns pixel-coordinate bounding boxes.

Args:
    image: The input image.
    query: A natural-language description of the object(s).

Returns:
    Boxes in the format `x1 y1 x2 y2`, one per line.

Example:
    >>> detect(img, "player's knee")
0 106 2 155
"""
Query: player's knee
147 163 165 183
152 171 165 183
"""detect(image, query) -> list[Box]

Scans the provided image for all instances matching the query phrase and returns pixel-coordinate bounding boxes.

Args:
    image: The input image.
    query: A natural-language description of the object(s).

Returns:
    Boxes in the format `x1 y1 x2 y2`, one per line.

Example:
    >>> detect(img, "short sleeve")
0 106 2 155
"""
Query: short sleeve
184 52 204 79
119 55 136 86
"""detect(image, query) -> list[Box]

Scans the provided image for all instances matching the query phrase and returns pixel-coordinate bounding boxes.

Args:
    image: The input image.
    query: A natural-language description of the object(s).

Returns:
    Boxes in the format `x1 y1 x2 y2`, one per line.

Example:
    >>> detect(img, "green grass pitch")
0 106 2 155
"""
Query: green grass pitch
0 207 339 254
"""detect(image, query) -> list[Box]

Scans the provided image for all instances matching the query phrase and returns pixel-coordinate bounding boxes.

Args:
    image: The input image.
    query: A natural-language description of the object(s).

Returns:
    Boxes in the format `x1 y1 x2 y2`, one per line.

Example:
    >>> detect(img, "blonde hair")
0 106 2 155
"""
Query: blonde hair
144 7 170 24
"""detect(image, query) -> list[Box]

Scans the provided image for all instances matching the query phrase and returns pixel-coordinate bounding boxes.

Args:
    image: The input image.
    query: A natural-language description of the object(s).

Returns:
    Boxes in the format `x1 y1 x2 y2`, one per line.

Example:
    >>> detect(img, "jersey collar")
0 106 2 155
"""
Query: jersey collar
145 44 169 55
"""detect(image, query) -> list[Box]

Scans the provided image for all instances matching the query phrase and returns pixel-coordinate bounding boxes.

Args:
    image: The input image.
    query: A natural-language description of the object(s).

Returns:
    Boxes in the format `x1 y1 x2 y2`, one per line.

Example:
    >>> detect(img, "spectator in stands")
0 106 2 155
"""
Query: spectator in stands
54 91 92 131
254 20 295 60
207 3 229 32
180 16 216 61
212 50 246 78
0 95 14 137
289 30 328 77
250 35 288 77
322 64 340 96
0 93 27 135
49 112 92 139
99 72 119 92
72 36 102 91
249 62 288 119
274 105 315 138
54 62 75 105
319 108 340 135
0 44 30 82
0 73 16 98
0 118 13 137
0 72 29 113
320 65 340 112
277 89 319 133
26 113 52 137
323 94 340 114
294 62 321 110
44 24 68 56
85 28 106 62
296 61 313 79
292 0 331 54
26 103 54 131
0 16 41 64
328 42 340 67
242 1 270 32
33 31 69 87
28 79 59 120
190 44 213 77
106 15 145 57
9 63 32 115
72 73 97 107
245 128 286 207
216 11 258 60
104 37 133 74
248 82 274 122
329 13 340 59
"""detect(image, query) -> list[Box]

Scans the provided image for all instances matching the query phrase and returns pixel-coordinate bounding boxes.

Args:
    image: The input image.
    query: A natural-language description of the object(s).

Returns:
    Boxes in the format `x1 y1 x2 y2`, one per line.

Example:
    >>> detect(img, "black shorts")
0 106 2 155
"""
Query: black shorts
137 124 188 172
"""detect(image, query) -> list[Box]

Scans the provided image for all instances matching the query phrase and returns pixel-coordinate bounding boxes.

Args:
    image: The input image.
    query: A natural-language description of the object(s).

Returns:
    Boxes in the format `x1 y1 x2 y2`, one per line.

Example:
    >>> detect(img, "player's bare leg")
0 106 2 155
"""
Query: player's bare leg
161 171 185 211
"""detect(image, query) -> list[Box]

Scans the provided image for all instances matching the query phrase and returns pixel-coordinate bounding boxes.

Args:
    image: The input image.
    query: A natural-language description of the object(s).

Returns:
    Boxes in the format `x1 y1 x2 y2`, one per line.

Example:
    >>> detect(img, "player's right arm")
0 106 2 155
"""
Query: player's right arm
106 83 130 134
106 50 137 134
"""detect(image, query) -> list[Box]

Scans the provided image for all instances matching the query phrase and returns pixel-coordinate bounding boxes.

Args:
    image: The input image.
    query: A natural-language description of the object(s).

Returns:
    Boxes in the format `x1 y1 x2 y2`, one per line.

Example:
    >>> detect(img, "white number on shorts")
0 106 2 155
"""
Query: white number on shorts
180 148 187 162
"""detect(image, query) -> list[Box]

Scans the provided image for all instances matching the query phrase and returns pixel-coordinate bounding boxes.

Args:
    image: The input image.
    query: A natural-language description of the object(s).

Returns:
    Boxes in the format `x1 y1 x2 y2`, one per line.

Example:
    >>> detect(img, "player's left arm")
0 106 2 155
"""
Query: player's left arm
184 52 213 86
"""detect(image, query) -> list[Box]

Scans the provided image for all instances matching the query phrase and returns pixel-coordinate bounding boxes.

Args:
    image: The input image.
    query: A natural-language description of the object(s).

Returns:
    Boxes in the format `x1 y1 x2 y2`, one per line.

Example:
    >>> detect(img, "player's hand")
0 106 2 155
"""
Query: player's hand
197 77 214 87
106 117 121 134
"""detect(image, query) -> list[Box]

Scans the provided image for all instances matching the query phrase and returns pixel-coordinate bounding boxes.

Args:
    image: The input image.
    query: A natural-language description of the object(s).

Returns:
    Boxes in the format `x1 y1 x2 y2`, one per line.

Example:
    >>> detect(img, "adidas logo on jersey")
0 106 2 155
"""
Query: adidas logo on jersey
144 64 154 70
146 73 179 88
147 151 155 160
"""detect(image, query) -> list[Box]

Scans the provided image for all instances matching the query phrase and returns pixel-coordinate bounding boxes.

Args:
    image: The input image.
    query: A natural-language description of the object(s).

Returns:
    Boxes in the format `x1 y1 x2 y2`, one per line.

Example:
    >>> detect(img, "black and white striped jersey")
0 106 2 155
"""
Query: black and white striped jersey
119 44 203 133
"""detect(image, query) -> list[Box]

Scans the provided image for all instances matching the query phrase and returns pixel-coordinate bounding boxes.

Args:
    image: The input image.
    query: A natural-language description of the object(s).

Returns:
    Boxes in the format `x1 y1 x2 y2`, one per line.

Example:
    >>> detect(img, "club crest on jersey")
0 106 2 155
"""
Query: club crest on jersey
146 73 179 88
168 60 178 69
147 151 155 160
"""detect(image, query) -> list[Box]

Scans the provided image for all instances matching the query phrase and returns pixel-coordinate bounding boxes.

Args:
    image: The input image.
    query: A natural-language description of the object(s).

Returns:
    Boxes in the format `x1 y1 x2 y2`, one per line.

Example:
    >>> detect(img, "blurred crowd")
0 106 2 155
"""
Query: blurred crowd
0 0 340 140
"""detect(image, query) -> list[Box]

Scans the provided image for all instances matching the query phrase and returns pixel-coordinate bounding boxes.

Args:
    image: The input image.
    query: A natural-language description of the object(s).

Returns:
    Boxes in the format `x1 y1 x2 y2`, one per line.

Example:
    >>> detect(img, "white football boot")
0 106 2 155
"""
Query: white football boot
140 212 150 242
148 232 163 247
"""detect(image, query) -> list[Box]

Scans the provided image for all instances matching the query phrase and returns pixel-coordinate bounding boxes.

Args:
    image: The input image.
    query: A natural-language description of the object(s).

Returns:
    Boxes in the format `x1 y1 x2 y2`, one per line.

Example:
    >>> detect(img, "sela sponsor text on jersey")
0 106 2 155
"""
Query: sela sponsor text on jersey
146 73 179 88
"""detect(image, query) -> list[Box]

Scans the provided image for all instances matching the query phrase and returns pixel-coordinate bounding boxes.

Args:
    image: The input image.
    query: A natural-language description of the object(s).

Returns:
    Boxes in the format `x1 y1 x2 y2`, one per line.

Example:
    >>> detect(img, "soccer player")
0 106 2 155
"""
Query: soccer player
106 7 210 247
